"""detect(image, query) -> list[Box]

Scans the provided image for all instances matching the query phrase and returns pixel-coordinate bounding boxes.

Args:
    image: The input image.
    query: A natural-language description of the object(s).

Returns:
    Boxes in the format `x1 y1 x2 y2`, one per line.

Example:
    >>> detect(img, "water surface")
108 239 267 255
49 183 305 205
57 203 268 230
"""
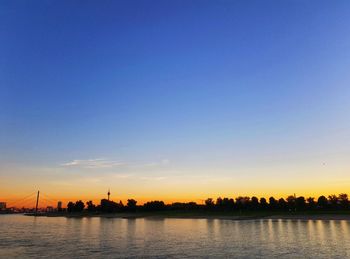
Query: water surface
1 215 350 258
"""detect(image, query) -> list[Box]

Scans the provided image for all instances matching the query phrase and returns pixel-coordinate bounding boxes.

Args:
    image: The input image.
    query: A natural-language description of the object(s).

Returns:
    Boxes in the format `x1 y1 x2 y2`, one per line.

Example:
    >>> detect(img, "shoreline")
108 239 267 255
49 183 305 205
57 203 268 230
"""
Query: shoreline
22 212 350 221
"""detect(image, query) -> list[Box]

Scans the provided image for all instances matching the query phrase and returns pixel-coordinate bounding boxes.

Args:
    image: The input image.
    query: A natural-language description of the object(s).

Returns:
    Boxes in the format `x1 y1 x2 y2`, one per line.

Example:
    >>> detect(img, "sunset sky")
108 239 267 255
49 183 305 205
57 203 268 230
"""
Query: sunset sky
1 1 350 207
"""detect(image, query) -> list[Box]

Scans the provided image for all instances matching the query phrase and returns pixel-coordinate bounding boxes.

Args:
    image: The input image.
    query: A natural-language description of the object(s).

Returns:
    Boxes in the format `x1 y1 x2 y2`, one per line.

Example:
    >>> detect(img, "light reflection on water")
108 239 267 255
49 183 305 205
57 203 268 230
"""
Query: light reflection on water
1 215 350 258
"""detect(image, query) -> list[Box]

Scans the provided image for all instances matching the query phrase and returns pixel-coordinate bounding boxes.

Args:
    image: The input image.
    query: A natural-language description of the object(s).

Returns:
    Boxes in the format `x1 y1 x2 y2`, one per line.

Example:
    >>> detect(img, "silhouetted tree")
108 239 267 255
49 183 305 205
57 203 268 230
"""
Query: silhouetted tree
205 198 215 209
296 196 306 211
215 197 234 211
143 201 165 211
67 202 75 213
222 198 234 210
63 193 350 215
75 200 85 212
317 196 328 210
67 200 85 212
328 195 339 209
171 202 199 210
278 198 287 210
236 196 250 211
306 197 316 210
188 201 198 209
338 193 349 209
286 195 296 211
251 197 259 210
127 199 137 211
86 201 96 212
260 198 268 210
216 197 223 209
269 197 278 210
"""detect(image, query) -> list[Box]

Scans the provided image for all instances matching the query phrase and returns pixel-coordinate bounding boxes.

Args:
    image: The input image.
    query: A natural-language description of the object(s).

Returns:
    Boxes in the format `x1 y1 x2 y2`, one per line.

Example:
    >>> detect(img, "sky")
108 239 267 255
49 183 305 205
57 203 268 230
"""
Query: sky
1 0 350 207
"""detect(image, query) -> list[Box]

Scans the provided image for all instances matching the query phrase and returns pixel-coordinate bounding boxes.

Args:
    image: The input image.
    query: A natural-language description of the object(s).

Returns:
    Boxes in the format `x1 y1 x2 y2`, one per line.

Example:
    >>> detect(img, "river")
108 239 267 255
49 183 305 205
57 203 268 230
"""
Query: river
1 215 350 258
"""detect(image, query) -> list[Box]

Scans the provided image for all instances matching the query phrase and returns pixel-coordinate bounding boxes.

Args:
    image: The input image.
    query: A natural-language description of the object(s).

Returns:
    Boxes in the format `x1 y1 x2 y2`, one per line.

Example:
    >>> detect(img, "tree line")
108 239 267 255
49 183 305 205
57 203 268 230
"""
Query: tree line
65 193 350 213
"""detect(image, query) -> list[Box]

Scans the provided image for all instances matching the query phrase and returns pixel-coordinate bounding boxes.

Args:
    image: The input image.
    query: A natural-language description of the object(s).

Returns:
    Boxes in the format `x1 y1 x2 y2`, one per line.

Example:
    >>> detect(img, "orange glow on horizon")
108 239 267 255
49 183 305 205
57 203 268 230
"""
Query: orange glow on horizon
3 189 350 208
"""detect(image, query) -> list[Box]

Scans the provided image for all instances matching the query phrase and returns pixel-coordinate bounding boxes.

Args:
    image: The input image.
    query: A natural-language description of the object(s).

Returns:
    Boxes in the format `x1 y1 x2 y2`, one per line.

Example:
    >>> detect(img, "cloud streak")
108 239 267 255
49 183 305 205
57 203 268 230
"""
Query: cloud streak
61 159 124 169
61 158 170 171
133 159 170 168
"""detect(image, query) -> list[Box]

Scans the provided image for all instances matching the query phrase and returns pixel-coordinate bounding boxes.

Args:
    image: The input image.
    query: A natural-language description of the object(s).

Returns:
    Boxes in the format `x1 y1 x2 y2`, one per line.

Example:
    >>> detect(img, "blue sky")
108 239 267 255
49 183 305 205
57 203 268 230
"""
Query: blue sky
1 1 350 201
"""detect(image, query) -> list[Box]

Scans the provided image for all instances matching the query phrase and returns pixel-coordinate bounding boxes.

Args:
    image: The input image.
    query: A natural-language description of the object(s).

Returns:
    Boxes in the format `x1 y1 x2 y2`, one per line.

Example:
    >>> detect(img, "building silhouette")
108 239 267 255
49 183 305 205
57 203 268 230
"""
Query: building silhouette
57 201 62 211
0 202 6 210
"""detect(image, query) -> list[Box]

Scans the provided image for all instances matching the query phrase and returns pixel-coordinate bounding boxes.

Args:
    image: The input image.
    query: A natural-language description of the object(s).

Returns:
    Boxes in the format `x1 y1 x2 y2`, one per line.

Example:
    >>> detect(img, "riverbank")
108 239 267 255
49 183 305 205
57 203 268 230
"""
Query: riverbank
24 210 350 221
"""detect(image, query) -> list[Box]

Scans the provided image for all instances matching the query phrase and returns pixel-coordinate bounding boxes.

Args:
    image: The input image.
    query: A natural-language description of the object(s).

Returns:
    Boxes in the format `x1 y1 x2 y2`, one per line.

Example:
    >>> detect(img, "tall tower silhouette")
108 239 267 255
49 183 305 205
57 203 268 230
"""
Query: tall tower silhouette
108 189 110 201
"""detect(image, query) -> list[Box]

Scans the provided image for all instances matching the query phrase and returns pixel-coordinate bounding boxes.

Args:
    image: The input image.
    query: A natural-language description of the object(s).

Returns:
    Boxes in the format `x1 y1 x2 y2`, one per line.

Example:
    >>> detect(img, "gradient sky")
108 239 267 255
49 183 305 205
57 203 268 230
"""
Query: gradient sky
1 1 350 207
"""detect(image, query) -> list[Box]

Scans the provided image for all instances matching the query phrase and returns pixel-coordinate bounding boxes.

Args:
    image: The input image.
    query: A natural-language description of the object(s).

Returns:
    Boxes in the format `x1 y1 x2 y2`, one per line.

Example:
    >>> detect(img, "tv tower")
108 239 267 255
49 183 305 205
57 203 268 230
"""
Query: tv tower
108 189 110 201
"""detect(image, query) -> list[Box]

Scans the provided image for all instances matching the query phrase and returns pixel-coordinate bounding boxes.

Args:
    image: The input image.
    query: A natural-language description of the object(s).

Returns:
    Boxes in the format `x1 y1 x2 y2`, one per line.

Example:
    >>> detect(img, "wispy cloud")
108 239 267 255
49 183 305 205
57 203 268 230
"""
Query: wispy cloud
61 158 170 170
61 158 124 169
140 176 167 181
112 173 133 179
135 159 170 168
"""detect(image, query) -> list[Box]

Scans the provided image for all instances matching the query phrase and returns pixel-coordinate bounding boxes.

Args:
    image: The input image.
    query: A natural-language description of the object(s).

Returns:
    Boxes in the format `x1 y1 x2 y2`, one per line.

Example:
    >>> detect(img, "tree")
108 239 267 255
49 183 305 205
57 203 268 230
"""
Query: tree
67 202 75 213
317 196 328 209
235 197 250 210
75 200 85 212
296 196 306 210
306 197 315 210
170 202 199 210
328 195 339 209
286 195 296 211
338 193 349 209
278 198 287 210
260 198 268 210
63 193 350 215
251 197 259 210
127 199 137 211
67 200 85 212
86 201 96 212
143 201 165 211
222 198 234 210
269 197 278 210
205 198 215 208
216 197 223 209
